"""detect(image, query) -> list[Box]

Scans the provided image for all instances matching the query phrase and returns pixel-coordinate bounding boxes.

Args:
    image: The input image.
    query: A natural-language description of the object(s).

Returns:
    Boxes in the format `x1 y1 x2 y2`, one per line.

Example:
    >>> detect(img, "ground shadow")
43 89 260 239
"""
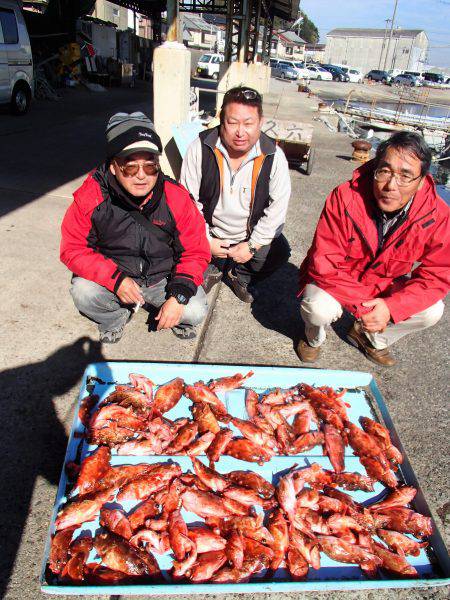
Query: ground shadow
0 337 106 598
251 261 302 346
336 154 353 161
330 309 355 343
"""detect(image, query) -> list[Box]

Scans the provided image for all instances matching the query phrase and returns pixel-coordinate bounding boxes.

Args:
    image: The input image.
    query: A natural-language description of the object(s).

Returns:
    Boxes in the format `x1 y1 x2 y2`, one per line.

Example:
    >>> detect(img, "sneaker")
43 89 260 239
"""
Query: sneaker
99 327 124 344
295 339 321 363
172 326 197 340
227 269 254 303
347 321 396 367
202 264 223 294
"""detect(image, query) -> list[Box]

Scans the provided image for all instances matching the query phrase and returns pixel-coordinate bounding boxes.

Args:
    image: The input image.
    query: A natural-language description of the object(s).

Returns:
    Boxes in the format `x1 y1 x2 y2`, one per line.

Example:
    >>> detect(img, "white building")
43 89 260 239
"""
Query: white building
325 28 428 74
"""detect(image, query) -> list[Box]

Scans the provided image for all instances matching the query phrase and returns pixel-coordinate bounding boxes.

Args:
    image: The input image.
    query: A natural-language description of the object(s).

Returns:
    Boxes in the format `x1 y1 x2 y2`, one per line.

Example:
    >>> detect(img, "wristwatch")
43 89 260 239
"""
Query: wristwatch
247 240 258 256
169 292 189 305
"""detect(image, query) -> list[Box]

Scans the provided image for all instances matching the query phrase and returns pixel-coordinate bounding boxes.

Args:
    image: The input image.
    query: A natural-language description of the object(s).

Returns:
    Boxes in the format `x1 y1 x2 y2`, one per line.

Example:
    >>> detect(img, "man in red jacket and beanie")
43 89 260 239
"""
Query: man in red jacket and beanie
61 112 210 343
297 131 449 367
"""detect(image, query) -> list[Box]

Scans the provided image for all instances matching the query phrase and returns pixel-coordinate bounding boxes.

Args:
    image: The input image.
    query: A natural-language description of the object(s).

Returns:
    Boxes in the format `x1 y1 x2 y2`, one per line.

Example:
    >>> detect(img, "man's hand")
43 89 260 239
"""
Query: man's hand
155 297 184 331
361 298 391 333
210 238 230 258
116 277 144 305
227 241 255 264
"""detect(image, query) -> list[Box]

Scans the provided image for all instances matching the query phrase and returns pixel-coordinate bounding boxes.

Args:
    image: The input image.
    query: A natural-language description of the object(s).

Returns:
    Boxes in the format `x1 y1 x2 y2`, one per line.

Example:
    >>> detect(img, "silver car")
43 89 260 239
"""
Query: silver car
271 63 298 81
392 73 420 87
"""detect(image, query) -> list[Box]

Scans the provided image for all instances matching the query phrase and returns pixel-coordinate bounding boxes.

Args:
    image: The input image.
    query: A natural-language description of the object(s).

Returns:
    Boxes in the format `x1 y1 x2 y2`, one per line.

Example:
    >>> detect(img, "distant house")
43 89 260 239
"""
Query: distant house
325 28 428 73
182 14 222 51
271 30 306 60
305 43 325 64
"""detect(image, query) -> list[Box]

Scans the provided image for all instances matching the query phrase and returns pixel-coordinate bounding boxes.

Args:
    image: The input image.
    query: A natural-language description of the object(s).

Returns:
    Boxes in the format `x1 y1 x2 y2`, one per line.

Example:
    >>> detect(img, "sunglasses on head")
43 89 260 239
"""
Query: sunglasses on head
224 87 262 102
118 160 159 177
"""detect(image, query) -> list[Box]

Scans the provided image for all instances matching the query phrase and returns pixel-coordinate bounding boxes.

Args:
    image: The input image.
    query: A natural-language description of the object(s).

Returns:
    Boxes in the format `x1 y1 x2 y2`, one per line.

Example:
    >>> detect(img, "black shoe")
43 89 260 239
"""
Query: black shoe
172 326 197 340
227 270 254 303
202 264 223 293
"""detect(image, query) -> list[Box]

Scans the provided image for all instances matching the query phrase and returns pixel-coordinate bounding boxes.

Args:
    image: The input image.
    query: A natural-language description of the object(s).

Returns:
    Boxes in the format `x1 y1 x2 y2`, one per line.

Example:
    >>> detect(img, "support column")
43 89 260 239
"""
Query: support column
153 0 190 178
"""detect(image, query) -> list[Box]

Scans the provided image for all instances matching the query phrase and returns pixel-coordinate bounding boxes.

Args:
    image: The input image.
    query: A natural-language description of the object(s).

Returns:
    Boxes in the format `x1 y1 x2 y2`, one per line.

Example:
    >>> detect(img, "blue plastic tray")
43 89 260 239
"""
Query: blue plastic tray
41 362 450 594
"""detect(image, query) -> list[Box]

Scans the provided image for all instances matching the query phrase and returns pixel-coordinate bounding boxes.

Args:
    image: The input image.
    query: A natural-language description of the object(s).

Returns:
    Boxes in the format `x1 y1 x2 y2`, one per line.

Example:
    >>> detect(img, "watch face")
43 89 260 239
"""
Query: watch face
175 293 188 305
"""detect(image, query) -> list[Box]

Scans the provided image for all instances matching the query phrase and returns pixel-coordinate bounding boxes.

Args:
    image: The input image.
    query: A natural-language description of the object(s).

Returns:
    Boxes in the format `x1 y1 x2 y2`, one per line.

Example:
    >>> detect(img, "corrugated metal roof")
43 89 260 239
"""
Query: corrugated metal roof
327 28 425 39
182 14 218 33
277 30 306 45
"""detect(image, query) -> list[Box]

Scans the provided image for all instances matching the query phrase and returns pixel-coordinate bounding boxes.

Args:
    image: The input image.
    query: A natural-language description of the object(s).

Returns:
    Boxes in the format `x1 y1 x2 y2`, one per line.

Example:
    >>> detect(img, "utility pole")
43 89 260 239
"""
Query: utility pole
378 18 391 69
383 0 399 71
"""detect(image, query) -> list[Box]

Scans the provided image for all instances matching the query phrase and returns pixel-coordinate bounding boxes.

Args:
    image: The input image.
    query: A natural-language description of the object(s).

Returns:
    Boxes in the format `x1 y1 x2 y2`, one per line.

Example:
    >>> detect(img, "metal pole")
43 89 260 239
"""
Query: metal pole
166 0 179 43
378 19 391 69
239 0 249 62
383 0 399 71
252 0 262 62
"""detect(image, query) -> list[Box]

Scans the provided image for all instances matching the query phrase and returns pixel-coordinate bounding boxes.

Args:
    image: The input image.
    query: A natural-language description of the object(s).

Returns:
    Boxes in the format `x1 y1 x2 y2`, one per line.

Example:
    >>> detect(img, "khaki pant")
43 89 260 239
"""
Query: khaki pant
300 283 444 350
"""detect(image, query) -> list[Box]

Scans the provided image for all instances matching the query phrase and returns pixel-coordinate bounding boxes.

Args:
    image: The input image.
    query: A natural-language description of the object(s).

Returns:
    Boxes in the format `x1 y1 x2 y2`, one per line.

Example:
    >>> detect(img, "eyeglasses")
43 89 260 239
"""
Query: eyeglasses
224 88 262 102
119 161 159 177
374 167 421 187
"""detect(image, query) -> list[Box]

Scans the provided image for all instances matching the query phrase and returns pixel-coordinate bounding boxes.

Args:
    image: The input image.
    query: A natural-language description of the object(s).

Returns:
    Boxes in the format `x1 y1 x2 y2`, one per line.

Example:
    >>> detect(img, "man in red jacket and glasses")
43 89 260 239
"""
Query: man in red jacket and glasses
60 112 210 343
297 131 449 367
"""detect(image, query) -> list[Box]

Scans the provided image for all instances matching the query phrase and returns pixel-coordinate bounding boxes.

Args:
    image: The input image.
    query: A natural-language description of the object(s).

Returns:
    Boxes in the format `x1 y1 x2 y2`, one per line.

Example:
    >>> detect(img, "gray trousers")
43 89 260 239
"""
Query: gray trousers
70 276 208 335
300 283 444 350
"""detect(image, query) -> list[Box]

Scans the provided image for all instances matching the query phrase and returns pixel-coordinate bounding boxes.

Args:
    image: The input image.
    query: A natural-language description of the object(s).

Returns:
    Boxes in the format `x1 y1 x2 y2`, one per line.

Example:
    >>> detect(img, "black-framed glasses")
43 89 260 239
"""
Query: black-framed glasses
374 167 422 187
224 87 262 102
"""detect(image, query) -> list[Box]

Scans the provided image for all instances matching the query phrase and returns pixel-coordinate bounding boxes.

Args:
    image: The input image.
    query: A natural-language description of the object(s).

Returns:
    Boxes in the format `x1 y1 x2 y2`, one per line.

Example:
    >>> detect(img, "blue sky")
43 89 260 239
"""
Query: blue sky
300 0 450 68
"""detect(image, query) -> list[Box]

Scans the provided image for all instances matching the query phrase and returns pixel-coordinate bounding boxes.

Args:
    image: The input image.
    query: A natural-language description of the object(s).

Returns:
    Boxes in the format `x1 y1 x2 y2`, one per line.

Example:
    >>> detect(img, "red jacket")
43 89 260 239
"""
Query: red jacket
61 166 210 299
298 160 450 323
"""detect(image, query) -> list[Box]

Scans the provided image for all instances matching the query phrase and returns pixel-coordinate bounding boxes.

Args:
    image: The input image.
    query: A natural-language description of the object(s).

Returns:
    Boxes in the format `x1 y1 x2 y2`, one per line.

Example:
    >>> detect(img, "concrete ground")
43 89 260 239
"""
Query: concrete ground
0 77 448 600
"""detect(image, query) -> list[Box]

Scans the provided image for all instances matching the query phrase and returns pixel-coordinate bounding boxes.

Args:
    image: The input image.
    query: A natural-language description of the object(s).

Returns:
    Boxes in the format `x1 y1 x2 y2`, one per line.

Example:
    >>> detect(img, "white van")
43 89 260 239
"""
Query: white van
0 0 33 114
196 53 223 80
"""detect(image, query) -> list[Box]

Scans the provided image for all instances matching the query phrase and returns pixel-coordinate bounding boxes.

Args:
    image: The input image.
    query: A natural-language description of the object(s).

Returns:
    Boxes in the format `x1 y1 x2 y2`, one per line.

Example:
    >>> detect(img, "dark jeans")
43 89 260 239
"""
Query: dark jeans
213 234 291 286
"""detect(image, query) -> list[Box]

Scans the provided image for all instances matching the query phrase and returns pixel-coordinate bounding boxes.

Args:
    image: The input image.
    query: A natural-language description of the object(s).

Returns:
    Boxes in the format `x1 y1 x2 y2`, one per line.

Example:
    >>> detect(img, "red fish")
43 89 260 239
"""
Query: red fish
94 531 160 577
267 509 289 570
376 529 428 556
128 498 159 532
208 371 254 392
168 509 191 561
318 535 381 575
165 422 198 454
359 455 398 489
287 548 309 579
206 428 233 466
186 432 215 456
78 394 99 428
190 402 221 435
323 424 345 473
191 457 229 492
225 530 245 568
372 542 417 577
372 508 433 537
128 373 154 404
230 416 277 452
359 416 403 465
223 485 276 509
129 529 170 554
189 550 228 582
227 470 275 499
181 488 235 519
332 471 375 492
369 486 416 512
188 527 227 553
48 527 76 574
116 437 163 456
245 389 259 421
184 382 227 415
290 528 321 569
55 487 116 531
61 536 93 582
153 377 184 414
100 508 133 540
75 447 111 497
292 431 324 454
225 438 271 464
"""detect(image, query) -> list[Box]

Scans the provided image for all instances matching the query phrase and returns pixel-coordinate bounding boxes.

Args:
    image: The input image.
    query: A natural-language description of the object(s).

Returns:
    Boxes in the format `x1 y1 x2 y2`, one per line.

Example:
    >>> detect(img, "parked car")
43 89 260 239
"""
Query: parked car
339 66 363 83
303 65 332 81
0 0 33 115
366 69 391 83
196 53 224 80
403 70 424 84
423 72 445 84
321 65 350 82
387 68 403 79
271 62 298 81
392 73 421 87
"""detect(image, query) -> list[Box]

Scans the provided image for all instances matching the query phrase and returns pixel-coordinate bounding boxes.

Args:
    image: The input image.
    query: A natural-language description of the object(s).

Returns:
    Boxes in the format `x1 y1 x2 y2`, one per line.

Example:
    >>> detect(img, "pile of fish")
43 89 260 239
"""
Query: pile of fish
47 371 433 585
